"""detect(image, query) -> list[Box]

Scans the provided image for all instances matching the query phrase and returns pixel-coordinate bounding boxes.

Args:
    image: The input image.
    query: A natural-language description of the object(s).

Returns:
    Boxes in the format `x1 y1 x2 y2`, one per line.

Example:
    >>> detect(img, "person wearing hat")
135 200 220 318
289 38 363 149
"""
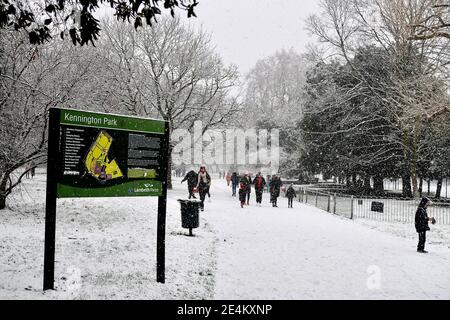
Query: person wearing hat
415 197 435 253
197 165 211 211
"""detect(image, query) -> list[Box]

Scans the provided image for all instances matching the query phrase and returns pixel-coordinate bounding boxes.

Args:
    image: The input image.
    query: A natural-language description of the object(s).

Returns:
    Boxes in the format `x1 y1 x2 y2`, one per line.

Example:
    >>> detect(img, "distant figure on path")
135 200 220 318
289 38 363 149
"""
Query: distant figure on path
181 170 198 199
231 172 239 196
238 178 251 208
241 171 252 205
269 175 282 207
197 166 211 211
253 172 266 206
286 184 297 208
226 171 231 186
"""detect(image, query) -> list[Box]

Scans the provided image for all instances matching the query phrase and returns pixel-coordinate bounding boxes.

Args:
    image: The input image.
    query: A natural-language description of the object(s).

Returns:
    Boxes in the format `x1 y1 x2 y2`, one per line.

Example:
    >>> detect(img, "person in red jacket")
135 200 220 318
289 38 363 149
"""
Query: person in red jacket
252 172 266 206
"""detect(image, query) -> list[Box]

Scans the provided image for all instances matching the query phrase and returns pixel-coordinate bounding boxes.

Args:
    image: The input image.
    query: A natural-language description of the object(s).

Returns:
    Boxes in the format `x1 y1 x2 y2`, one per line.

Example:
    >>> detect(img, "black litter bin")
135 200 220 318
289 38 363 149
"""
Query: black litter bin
177 199 201 236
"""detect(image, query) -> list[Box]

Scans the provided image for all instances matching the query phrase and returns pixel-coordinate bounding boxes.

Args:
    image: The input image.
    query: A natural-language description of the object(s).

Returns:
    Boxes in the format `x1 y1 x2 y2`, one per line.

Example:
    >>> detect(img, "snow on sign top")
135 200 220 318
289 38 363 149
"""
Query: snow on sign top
58 107 167 134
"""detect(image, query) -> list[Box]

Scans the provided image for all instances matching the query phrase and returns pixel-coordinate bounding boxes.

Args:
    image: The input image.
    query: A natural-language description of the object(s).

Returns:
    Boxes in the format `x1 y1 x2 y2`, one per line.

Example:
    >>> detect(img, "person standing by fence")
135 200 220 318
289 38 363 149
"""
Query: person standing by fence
415 197 435 253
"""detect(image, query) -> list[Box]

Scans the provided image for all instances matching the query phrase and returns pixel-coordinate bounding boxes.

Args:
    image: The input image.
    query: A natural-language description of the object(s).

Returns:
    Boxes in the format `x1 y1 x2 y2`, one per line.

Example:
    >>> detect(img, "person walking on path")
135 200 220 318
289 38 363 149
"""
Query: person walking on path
242 171 252 205
181 170 198 199
197 166 211 211
226 172 231 186
269 175 282 207
238 177 251 208
231 172 239 197
286 184 297 208
415 197 436 253
253 172 266 206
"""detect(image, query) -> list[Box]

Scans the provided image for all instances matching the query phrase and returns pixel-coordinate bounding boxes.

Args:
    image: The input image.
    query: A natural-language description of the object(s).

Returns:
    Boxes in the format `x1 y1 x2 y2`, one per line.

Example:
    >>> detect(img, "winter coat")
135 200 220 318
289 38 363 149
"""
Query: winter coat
240 176 252 192
182 170 198 187
238 185 247 202
197 172 211 193
231 173 239 186
269 178 282 197
415 207 430 232
286 186 297 199
253 175 266 190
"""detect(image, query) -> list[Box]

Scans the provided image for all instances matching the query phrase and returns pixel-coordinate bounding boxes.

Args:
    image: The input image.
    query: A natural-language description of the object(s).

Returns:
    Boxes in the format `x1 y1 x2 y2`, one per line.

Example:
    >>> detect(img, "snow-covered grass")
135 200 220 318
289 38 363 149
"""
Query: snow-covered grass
0 169 217 299
1 169 450 299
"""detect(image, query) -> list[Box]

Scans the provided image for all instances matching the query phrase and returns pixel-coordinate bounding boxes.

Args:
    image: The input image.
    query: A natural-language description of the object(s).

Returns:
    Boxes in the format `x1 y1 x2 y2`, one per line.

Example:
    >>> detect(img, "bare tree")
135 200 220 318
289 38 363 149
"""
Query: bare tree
98 17 241 187
305 0 450 197
0 29 95 209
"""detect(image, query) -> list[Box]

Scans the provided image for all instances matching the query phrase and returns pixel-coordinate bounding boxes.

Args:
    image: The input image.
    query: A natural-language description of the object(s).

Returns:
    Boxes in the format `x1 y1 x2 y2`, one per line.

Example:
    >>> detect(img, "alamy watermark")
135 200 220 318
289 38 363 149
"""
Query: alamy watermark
172 121 280 172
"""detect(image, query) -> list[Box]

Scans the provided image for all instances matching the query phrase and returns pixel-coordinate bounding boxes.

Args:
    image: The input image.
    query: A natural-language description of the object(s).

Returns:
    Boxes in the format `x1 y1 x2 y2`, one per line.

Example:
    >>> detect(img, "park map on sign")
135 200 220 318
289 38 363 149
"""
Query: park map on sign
84 131 124 183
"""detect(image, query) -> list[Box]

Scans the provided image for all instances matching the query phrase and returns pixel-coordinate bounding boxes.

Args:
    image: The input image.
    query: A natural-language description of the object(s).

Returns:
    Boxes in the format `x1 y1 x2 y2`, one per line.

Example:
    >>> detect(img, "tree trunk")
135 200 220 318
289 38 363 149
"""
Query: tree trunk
402 173 413 198
0 172 9 210
418 177 423 197
373 175 384 196
363 176 371 194
435 177 443 199
427 179 431 196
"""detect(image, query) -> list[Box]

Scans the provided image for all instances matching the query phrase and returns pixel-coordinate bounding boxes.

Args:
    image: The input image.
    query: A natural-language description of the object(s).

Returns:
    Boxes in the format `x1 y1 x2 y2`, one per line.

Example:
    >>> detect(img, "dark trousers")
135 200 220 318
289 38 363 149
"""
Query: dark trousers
199 191 207 209
246 190 251 203
188 185 196 199
288 197 294 208
255 189 263 203
232 184 237 196
418 231 426 251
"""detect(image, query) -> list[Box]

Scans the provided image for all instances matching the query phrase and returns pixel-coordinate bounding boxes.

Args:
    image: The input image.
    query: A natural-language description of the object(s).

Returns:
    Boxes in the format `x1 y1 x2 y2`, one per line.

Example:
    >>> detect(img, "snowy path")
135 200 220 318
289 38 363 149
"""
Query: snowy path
204 180 450 299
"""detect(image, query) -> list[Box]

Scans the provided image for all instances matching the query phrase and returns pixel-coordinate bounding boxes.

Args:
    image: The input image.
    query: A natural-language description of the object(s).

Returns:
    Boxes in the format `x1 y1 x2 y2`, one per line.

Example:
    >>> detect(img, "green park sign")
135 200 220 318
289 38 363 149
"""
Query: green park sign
55 108 167 198
43 108 169 290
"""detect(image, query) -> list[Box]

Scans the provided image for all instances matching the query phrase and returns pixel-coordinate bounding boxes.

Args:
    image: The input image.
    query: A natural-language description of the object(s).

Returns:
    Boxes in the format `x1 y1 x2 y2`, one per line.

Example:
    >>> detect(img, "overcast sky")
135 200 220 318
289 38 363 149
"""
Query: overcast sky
189 0 322 74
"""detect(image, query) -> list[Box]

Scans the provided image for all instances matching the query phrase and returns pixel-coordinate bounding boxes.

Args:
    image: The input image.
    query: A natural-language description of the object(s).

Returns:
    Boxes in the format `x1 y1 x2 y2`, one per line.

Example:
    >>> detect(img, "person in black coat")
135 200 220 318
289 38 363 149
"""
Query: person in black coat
286 184 297 208
181 170 198 199
231 172 239 196
415 197 434 253
269 175 282 207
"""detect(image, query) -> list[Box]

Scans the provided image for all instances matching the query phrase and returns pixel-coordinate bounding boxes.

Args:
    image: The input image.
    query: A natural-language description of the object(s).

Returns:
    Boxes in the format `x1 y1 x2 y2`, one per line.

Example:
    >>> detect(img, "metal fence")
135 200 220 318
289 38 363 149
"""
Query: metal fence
298 187 450 225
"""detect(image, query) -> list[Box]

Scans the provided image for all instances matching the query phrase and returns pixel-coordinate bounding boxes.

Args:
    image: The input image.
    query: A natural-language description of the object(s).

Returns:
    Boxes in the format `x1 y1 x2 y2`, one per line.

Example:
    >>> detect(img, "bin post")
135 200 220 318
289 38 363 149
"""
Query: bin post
315 191 318 207
333 193 337 214
350 196 354 219
327 193 331 212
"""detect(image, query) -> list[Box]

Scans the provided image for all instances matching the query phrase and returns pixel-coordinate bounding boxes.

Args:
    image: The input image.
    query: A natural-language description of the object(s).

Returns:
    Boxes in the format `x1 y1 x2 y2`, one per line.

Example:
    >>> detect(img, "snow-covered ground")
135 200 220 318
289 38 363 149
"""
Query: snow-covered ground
1 169 450 299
